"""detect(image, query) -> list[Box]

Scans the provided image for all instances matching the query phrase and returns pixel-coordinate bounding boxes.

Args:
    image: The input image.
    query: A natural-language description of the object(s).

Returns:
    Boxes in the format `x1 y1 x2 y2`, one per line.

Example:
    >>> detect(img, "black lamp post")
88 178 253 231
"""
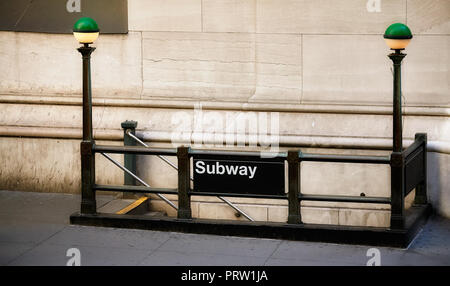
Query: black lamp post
74 17 100 214
384 23 413 152
384 23 413 229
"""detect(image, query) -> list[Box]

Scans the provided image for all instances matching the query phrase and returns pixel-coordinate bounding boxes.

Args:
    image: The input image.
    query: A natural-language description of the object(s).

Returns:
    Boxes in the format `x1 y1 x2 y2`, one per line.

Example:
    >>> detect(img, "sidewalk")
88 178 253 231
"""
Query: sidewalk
0 190 449 266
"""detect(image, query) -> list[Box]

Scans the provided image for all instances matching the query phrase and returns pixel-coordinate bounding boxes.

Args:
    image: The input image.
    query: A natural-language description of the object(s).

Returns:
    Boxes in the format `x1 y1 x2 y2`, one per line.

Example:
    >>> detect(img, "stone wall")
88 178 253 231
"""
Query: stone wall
0 0 449 222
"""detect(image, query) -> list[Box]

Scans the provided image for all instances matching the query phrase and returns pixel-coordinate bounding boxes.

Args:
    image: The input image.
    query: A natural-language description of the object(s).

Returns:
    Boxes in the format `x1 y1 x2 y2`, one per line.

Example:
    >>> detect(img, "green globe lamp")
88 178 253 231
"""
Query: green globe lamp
384 23 413 50
73 17 99 45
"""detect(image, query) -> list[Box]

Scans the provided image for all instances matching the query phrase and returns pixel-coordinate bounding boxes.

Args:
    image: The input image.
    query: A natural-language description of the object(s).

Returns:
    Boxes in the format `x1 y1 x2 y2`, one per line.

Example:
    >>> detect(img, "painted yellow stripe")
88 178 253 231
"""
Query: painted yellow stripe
116 197 148 215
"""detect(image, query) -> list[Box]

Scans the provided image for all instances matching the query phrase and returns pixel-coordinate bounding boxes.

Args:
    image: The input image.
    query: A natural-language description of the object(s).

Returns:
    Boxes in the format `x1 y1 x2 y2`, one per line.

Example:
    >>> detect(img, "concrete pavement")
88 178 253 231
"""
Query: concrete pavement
0 190 449 266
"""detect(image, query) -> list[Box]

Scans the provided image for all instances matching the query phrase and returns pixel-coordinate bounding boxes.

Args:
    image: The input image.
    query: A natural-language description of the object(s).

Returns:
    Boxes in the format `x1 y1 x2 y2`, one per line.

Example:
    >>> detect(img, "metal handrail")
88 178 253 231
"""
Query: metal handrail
126 130 255 222
94 184 178 195
94 145 177 156
100 153 178 211
301 154 390 164
190 149 286 159
299 194 390 204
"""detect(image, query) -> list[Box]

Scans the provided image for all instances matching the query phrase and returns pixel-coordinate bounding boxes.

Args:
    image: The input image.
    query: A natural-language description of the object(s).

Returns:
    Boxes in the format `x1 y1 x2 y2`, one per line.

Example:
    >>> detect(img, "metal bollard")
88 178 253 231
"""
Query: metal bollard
414 133 428 205
287 150 302 224
177 146 192 219
121 120 138 199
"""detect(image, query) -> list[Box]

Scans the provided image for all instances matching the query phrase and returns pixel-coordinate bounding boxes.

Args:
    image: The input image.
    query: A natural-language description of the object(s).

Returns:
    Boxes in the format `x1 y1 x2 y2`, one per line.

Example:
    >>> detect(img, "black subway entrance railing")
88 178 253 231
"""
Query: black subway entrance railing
87 129 428 230
70 19 431 247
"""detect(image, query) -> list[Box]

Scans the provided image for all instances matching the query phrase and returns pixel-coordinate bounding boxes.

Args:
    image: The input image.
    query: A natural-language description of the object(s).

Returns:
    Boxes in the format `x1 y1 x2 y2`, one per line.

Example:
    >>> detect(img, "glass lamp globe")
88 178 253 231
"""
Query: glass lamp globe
384 23 412 50
73 17 99 44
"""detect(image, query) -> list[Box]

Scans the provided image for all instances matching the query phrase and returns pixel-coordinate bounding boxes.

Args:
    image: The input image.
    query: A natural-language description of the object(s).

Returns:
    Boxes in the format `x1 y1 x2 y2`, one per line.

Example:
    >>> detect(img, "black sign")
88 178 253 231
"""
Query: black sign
193 155 285 197
0 0 127 34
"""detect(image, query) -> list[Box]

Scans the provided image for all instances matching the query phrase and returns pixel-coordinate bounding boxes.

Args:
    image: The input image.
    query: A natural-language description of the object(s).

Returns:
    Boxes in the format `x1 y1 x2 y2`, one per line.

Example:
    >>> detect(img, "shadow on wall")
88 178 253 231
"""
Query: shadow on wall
428 152 450 218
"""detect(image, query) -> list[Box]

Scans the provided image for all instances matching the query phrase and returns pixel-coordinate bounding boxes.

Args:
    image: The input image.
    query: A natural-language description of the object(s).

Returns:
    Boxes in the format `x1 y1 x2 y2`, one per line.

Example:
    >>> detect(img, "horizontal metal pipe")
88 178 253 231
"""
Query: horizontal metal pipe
94 184 178 195
299 194 391 204
190 149 287 159
100 153 178 210
4 125 445 154
94 145 177 156
300 154 390 164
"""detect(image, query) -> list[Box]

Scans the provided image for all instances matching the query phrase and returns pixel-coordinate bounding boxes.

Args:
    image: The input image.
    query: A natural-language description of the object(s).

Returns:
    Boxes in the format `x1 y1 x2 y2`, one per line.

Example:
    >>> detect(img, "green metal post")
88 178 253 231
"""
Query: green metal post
287 150 302 224
78 45 96 214
177 146 192 219
389 50 406 153
121 120 138 199
390 152 405 229
414 133 428 205
388 50 407 229
121 121 138 184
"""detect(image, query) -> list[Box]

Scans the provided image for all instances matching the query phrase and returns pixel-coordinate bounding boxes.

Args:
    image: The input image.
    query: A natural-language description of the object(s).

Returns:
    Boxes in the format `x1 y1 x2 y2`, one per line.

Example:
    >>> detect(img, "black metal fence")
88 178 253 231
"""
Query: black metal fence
85 122 428 230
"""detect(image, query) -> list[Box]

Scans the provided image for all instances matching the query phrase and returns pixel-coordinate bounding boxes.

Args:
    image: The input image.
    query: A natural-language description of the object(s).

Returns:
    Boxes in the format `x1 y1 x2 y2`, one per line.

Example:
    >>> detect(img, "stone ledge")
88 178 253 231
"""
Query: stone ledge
1 93 449 116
